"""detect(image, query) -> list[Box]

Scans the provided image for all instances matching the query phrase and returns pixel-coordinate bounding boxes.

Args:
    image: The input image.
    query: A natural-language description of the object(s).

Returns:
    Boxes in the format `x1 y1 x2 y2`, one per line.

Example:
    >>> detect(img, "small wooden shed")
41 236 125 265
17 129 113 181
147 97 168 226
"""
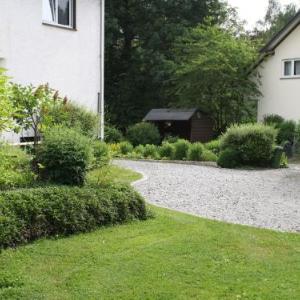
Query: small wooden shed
143 108 214 142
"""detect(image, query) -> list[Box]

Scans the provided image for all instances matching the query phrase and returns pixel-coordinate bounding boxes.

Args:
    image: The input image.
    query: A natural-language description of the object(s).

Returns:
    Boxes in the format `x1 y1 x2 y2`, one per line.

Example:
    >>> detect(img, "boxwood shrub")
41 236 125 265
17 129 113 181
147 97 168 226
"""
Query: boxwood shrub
127 122 161 146
220 124 277 167
37 127 93 185
172 139 190 160
187 143 204 161
159 142 175 159
0 184 148 249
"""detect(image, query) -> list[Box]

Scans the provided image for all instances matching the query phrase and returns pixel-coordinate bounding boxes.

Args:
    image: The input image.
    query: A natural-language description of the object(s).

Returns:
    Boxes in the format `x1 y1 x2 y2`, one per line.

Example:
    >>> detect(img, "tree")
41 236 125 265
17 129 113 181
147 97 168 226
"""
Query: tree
0 69 14 132
170 24 261 133
105 0 227 129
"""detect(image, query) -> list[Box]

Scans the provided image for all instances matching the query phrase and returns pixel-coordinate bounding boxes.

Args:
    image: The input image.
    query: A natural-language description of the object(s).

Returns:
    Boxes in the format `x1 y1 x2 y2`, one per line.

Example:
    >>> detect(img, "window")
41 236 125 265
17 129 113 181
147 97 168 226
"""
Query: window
43 0 75 28
282 59 300 78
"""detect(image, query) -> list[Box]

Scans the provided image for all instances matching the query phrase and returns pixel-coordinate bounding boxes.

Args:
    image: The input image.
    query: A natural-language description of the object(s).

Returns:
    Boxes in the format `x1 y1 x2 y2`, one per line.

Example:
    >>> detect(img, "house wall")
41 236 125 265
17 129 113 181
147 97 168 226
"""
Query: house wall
0 0 101 142
258 24 300 121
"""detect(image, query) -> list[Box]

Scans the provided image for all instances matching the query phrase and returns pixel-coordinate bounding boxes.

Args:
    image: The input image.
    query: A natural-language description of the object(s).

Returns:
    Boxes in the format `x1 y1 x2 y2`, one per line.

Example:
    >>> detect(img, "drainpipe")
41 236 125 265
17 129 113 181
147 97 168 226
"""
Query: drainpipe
99 0 105 140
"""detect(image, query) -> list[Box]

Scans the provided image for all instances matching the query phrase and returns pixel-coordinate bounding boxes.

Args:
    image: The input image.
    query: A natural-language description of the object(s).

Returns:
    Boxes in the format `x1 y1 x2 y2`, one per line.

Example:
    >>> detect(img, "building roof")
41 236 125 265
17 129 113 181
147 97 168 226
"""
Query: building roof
261 10 300 53
143 108 198 121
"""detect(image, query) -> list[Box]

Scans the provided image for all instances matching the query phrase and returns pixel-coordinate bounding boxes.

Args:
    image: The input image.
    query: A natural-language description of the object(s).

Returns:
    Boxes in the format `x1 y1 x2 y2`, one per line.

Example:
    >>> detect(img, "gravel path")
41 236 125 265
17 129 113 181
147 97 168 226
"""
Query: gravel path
115 160 300 233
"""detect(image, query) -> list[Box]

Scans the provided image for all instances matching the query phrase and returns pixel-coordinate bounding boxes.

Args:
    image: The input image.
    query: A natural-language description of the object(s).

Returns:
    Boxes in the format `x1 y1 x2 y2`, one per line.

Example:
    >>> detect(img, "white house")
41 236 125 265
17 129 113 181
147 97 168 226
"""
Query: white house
257 11 300 122
0 0 105 142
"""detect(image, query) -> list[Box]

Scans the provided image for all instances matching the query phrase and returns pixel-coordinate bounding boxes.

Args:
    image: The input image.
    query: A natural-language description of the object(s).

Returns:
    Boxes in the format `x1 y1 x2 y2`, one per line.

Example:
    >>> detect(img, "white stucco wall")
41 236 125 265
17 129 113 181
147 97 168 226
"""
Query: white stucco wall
258 25 300 122
0 0 101 142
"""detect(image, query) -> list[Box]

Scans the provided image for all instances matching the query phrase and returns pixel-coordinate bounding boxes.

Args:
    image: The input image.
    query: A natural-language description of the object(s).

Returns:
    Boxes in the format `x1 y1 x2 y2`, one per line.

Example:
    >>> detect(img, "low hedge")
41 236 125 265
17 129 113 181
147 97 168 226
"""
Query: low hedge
0 184 148 249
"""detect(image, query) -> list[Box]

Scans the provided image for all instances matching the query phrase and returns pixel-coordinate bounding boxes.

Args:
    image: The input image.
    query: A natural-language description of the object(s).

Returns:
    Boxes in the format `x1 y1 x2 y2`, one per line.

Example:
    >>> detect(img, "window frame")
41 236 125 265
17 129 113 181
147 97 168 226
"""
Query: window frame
282 59 300 79
42 0 76 30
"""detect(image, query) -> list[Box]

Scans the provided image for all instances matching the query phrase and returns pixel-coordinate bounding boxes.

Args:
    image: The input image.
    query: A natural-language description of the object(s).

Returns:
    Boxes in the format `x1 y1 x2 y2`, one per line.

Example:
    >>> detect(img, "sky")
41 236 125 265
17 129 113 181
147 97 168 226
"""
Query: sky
227 0 300 29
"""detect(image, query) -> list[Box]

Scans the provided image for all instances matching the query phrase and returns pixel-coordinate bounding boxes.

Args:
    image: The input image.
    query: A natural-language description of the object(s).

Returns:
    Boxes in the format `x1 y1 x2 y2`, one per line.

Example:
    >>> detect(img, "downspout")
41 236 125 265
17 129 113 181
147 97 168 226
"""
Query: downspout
99 0 105 140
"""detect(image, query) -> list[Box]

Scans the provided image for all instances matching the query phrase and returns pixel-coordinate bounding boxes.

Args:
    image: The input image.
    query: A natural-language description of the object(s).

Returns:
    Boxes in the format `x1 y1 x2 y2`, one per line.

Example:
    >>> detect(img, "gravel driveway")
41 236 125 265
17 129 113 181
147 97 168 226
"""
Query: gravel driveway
115 160 300 232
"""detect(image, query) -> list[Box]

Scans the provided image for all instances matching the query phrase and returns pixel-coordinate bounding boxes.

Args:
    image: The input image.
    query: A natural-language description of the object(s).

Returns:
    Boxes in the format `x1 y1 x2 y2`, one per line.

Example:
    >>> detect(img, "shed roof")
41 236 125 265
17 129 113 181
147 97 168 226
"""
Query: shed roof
143 108 198 121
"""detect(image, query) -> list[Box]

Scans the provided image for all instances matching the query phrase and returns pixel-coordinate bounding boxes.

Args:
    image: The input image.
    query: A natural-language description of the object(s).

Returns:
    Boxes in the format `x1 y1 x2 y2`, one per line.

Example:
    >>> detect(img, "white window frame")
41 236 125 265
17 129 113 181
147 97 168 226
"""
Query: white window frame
282 59 300 79
42 0 75 30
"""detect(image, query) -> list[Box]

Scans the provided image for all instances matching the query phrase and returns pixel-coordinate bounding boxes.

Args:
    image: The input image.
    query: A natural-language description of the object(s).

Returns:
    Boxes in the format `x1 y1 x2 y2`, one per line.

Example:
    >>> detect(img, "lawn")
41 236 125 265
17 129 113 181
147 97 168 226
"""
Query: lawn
0 166 299 300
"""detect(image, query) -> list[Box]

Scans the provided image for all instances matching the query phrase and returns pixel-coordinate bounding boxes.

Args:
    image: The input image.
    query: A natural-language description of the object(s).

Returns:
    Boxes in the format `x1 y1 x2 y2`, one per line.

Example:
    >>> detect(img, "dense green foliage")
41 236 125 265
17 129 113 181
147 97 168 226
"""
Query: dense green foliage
219 124 277 167
143 144 159 159
187 143 204 161
127 123 161 146
119 141 134 155
201 149 218 162
159 142 175 159
204 139 221 155
37 127 93 185
0 69 14 132
217 148 240 169
91 141 110 168
172 139 190 160
0 144 35 190
172 24 260 133
104 125 123 143
0 184 147 249
105 0 227 128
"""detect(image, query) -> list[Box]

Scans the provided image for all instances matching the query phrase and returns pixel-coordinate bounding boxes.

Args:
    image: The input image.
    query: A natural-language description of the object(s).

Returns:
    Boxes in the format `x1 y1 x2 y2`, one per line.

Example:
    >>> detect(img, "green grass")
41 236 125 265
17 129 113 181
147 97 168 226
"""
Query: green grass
0 166 299 299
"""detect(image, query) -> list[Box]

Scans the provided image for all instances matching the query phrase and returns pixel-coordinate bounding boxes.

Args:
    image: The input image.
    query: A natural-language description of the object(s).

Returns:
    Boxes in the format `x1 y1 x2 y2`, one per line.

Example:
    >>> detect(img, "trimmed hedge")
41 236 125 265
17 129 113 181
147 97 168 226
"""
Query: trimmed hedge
220 124 277 167
0 184 148 249
37 127 93 185
172 139 190 160
187 143 204 161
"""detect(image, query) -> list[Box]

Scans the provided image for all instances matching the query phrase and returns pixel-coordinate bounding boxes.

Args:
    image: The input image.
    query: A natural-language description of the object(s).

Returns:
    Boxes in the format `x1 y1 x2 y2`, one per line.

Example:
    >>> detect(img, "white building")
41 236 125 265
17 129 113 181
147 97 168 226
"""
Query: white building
257 11 300 122
0 0 105 142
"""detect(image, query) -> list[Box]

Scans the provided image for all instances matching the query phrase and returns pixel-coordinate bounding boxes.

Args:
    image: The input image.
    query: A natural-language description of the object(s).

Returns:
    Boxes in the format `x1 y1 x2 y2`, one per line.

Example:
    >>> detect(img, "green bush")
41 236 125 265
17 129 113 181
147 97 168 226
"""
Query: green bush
172 139 190 160
205 139 221 155
127 122 161 146
37 127 93 185
271 146 288 168
163 135 180 144
0 144 35 190
263 114 284 127
143 144 159 159
0 184 148 248
220 124 277 167
202 149 218 162
159 142 175 159
217 149 240 169
134 145 145 157
119 141 134 155
92 141 110 168
47 102 99 138
105 125 123 143
277 120 296 144
187 143 204 161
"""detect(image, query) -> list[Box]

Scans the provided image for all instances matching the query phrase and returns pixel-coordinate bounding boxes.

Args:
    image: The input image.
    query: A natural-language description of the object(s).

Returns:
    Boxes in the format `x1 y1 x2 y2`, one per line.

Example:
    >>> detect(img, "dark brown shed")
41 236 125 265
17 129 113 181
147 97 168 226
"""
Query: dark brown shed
143 108 214 143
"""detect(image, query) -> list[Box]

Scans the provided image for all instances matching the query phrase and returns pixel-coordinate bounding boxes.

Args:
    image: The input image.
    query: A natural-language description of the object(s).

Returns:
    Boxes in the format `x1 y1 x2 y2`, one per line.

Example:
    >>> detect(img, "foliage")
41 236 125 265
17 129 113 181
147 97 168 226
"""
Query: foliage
119 141 134 155
204 139 221 155
202 149 218 162
277 120 296 144
0 144 35 190
0 69 14 132
37 127 93 185
187 143 204 161
104 125 123 143
172 139 190 160
163 135 180 144
134 145 146 157
263 114 284 126
271 146 288 169
0 184 148 248
46 101 99 138
159 142 175 159
105 0 228 129
171 24 260 133
143 144 159 159
217 148 240 169
127 123 161 147
220 124 277 167
91 141 110 168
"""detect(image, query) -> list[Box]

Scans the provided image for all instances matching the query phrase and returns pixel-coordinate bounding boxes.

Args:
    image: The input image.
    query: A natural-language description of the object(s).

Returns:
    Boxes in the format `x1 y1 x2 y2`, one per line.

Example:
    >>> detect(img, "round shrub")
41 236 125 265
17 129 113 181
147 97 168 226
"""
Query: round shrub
277 120 296 144
134 145 145 157
105 125 123 143
187 143 204 161
217 149 240 169
0 184 148 248
263 114 284 127
172 139 190 160
220 124 277 167
92 141 110 168
159 142 175 159
37 127 93 185
143 144 159 159
127 122 161 146
202 149 218 162
119 141 134 155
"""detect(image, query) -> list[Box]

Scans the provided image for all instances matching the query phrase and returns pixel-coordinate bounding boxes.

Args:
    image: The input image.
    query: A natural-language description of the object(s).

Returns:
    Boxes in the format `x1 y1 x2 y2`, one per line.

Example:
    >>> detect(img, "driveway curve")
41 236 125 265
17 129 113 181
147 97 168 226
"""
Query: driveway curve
115 160 300 232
